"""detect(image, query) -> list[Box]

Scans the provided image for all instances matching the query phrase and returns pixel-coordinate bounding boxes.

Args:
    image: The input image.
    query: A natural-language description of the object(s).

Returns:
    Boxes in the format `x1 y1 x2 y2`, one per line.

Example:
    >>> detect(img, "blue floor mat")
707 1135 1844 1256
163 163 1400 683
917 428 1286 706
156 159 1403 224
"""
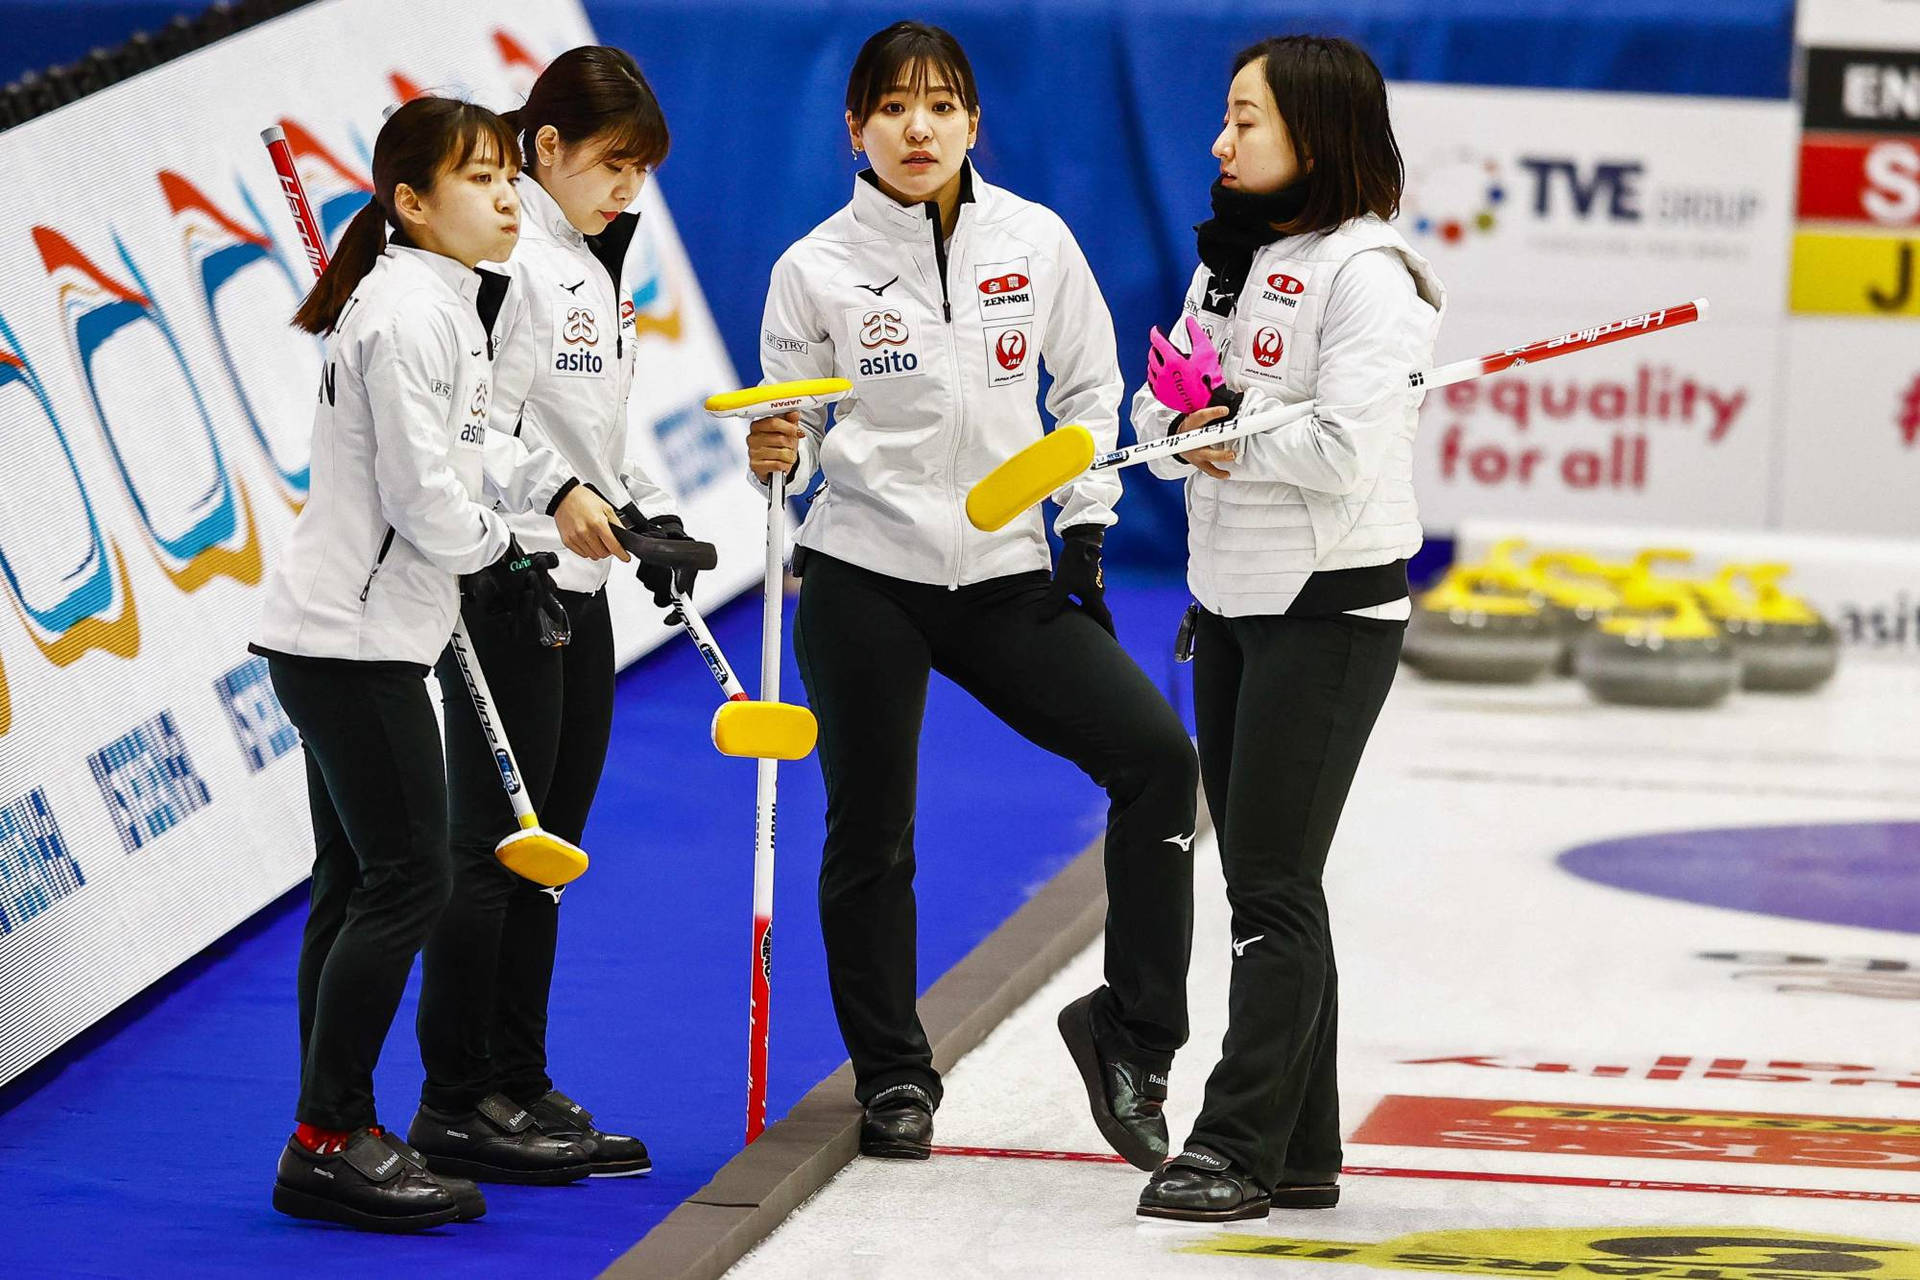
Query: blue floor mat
0 573 1194 1278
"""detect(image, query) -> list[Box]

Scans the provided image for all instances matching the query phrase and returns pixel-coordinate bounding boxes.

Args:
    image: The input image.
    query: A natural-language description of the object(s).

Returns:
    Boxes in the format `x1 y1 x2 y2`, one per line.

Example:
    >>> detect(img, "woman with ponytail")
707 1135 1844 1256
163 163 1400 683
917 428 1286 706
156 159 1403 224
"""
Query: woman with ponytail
254 95 625 1232
407 45 679 1185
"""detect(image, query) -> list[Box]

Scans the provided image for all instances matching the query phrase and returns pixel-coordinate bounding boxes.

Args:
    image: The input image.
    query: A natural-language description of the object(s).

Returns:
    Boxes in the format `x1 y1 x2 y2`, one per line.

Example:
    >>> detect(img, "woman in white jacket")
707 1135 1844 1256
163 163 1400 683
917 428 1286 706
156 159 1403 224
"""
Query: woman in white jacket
409 45 686 1189
1130 36 1445 1222
747 21 1197 1169
252 96 620 1232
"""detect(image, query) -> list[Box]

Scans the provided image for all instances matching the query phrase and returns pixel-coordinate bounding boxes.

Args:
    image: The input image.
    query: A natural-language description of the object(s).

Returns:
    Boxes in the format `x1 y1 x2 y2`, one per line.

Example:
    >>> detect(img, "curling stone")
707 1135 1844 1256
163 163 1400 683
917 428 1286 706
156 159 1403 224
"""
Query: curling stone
1695 564 1839 693
1524 549 1622 675
1575 578 1738 708
1403 566 1561 683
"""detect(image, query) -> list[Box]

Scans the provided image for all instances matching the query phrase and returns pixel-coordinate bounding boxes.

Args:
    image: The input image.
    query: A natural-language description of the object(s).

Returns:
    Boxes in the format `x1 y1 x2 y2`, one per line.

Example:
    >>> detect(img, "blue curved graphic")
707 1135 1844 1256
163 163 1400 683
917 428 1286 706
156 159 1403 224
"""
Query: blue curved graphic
1559 822 1920 935
161 171 317 500
0 310 116 638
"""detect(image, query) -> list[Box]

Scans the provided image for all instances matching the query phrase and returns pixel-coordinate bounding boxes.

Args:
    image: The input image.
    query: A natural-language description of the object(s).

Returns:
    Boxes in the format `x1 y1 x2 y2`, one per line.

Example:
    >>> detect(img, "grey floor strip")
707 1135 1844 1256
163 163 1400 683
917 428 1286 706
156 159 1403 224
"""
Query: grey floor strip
600 837 1112 1280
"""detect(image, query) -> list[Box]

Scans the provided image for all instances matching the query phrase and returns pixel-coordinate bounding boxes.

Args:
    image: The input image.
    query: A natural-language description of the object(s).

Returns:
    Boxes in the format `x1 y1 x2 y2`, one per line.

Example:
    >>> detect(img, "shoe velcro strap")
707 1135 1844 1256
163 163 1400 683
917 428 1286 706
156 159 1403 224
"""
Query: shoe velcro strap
545 1090 592 1125
867 1082 933 1113
342 1131 407 1183
477 1094 535 1134
1166 1146 1233 1175
1136 1065 1171 1103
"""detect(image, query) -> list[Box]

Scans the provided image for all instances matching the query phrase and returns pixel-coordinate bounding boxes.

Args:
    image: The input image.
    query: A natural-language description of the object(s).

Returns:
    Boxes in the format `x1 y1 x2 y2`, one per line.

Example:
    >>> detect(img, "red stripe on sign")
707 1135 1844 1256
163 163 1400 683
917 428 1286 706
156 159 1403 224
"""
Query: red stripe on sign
1798 134 1920 227
929 1147 1920 1202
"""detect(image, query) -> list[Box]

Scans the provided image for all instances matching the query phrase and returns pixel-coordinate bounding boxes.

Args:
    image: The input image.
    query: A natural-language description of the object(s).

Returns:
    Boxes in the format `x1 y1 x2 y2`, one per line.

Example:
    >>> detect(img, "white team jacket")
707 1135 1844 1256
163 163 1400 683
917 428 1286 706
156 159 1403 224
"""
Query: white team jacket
255 246 571 667
490 174 679 594
758 163 1123 587
1131 215 1445 617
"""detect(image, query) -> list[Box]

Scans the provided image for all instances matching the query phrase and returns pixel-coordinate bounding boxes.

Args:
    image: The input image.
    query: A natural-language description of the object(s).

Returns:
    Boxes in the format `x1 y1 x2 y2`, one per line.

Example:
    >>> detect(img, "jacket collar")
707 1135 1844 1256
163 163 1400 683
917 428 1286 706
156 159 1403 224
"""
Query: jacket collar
386 241 489 303
850 159 979 241
515 172 586 248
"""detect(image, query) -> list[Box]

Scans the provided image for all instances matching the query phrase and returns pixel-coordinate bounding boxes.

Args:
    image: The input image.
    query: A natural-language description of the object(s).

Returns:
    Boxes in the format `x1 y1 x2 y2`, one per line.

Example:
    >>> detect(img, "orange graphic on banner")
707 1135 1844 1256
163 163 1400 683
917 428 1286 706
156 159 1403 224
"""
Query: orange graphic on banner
9 539 142 667
1353 1095 1920 1171
155 477 264 592
1791 231 1920 316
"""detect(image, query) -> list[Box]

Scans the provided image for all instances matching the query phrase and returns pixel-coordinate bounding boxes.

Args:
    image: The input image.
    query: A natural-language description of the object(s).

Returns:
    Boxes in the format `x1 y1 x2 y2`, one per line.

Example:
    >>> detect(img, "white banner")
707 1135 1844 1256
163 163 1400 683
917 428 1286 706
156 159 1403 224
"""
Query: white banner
1387 83 1797 533
0 0 757 1084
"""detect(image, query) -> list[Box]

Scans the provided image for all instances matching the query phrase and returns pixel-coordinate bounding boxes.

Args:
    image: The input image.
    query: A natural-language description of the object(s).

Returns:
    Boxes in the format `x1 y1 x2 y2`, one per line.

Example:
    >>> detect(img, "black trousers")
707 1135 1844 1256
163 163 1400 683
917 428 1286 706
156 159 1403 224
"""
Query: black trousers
269 655 453 1132
415 587 615 1112
792 553 1197 1107
1184 608 1404 1190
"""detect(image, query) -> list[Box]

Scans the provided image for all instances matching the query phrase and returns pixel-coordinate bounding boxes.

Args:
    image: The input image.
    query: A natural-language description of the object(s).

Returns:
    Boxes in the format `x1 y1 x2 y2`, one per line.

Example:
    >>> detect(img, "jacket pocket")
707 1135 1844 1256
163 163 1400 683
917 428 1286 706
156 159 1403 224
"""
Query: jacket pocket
358 526 397 605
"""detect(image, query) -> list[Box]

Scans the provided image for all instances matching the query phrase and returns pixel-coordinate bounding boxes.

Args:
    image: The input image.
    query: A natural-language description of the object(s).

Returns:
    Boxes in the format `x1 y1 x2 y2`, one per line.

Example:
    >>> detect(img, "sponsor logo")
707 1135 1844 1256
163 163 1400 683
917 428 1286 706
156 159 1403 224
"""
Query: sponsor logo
1252 326 1285 368
1403 1051 1920 1090
540 884 565 904
0 788 85 936
213 656 298 773
973 257 1034 318
552 303 605 377
851 306 921 380
1267 272 1305 295
1164 831 1195 852
1804 47 1920 136
1254 270 1306 313
982 324 1029 387
429 378 452 399
1354 1094 1920 1173
758 920 773 978
1699 950 1920 1000
1406 146 1507 243
562 306 598 345
858 275 899 297
763 328 809 354
1231 934 1264 957
88 710 212 854
372 1153 399 1177
494 748 519 795
1185 1228 1920 1278
272 117 374 246
560 278 585 295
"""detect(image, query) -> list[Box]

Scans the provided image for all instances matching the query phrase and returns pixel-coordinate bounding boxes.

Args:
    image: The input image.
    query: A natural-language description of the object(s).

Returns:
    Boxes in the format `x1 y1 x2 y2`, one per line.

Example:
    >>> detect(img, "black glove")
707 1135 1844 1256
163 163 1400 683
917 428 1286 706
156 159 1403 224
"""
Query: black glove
618 503 702 608
463 535 570 647
1042 524 1114 637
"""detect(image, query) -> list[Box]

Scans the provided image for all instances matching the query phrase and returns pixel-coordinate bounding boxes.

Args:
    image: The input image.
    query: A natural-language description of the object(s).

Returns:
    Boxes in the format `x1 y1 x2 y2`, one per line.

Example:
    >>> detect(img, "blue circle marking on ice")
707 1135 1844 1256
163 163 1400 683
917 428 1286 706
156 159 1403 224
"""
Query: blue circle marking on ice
1558 822 1920 934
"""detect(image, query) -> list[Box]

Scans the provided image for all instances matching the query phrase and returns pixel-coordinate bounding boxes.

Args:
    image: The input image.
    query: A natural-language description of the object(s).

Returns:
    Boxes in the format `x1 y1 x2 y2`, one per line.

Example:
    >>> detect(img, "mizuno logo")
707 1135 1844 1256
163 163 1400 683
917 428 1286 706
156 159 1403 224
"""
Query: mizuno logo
858 275 900 297
541 885 566 904
1231 934 1265 957
1205 285 1234 308
470 348 483 358
1165 831 1195 852
561 279 585 294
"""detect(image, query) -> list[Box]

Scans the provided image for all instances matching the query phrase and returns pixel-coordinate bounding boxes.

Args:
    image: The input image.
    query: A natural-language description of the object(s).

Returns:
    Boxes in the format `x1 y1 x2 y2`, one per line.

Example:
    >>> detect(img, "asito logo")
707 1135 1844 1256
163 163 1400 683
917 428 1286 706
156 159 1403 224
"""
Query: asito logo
562 306 598 346
552 301 604 376
1252 326 1285 368
1188 1228 1920 1279
859 307 909 348
849 306 920 380
994 328 1027 371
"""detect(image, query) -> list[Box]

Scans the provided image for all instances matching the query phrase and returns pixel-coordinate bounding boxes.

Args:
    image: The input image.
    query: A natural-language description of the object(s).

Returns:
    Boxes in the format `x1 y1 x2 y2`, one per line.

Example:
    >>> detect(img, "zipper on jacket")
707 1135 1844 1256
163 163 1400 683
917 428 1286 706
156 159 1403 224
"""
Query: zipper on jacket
359 526 397 602
925 201 953 323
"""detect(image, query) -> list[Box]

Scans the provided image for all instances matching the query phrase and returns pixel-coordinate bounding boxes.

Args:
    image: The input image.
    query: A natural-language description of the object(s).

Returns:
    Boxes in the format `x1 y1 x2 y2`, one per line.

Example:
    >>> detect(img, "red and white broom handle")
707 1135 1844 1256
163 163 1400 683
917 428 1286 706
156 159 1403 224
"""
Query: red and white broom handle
1100 297 1709 471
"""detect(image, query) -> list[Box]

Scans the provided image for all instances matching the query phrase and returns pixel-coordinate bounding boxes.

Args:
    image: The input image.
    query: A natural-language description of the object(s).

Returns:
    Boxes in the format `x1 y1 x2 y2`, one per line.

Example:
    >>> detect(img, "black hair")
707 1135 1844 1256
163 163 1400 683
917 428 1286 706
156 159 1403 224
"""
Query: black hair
502 44 670 174
845 21 979 121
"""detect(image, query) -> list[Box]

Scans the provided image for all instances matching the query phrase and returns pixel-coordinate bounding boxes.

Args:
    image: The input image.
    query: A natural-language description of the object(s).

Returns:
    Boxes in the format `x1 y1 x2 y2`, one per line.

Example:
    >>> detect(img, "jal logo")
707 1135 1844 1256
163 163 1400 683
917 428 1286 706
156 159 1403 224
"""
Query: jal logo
994 328 1027 371
859 308 909 348
979 271 1029 296
563 307 598 346
1267 273 1304 295
1252 326 1285 368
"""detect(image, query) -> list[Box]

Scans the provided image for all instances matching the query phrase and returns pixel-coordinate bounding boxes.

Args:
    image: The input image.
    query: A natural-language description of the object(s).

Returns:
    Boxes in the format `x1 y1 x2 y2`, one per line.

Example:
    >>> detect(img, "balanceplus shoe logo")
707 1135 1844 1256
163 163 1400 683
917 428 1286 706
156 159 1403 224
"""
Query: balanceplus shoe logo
1187 1228 1920 1279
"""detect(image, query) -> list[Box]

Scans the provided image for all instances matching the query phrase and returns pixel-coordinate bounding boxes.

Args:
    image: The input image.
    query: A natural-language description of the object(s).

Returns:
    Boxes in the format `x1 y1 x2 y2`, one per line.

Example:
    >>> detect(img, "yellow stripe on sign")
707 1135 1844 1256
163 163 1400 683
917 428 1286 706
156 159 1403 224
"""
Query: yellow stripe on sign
1790 230 1920 316
1494 1104 1920 1137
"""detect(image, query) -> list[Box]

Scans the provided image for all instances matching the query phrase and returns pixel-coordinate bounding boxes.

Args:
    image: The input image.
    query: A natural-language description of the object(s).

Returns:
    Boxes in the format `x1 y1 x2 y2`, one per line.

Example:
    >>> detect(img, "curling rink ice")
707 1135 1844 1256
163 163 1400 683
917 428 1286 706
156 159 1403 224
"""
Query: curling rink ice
730 658 1920 1278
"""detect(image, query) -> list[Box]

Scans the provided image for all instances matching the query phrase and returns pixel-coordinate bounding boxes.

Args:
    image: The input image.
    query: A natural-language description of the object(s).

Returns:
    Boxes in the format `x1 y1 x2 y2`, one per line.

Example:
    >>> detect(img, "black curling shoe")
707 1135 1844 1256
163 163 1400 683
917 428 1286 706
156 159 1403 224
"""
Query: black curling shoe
380 1128 487 1219
1136 1147 1271 1222
1272 1180 1341 1209
407 1092 591 1185
273 1129 463 1232
859 1082 935 1160
1057 989 1169 1171
526 1089 652 1177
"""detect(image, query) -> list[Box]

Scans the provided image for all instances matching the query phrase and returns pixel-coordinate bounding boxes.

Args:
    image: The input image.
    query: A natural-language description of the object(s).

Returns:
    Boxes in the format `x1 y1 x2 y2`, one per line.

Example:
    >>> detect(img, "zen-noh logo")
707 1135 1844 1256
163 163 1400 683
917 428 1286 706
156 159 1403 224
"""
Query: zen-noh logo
0 310 141 731
33 224 262 593
159 170 321 509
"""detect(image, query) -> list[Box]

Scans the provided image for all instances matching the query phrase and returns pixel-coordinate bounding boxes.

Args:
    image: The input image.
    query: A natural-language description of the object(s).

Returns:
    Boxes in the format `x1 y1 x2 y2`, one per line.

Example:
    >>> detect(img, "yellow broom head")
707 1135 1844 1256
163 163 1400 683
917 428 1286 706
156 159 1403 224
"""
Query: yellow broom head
712 699 819 761
704 378 853 417
965 425 1095 532
494 827 589 887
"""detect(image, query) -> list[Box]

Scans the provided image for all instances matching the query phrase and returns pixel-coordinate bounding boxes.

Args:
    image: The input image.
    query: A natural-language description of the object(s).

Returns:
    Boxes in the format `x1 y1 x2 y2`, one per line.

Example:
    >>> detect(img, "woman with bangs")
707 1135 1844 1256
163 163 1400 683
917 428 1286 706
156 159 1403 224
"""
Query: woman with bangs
255 95 619 1232
408 45 691 1187
747 21 1197 1167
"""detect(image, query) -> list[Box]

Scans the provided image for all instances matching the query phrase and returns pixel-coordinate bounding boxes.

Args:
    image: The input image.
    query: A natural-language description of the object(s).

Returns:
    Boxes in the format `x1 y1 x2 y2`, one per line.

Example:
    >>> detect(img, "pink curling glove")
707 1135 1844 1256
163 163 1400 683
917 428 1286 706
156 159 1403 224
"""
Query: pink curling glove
1145 315 1226 413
